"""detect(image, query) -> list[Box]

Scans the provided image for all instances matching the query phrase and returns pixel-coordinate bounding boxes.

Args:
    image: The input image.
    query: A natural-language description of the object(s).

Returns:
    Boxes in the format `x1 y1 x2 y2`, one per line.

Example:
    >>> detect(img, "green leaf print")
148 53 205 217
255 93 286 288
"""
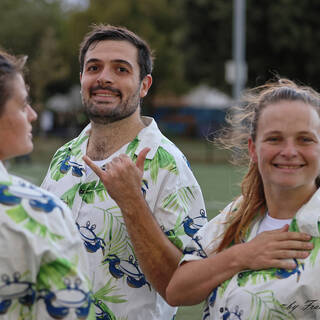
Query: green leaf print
80 181 96 204
218 278 232 298
6 204 63 242
166 231 183 249
87 304 98 320
92 299 117 320
37 257 77 290
309 235 320 266
145 147 178 183
126 137 139 158
96 180 108 201
94 279 127 304
15 303 33 319
93 282 126 320
289 219 320 266
246 289 295 320
97 207 130 257
305 222 320 267
61 183 81 209
79 180 108 204
289 218 299 232
149 152 160 183
49 135 88 181
163 212 185 249
162 186 196 215
126 139 178 183
237 269 276 287
49 147 68 170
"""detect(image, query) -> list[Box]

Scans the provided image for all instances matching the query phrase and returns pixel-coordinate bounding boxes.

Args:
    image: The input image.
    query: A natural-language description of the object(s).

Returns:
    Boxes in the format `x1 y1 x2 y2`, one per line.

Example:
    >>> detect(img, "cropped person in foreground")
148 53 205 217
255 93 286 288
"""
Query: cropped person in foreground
0 50 94 319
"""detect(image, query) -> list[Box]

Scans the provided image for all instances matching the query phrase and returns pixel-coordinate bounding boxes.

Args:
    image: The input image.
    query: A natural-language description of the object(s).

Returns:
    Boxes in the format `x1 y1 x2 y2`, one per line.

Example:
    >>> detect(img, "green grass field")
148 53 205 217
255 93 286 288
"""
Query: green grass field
6 135 244 320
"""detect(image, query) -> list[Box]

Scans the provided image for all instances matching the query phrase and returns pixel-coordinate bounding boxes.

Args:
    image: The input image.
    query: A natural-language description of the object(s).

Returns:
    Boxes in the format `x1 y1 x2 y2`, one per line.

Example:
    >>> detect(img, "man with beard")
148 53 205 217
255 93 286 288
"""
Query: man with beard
41 24 207 320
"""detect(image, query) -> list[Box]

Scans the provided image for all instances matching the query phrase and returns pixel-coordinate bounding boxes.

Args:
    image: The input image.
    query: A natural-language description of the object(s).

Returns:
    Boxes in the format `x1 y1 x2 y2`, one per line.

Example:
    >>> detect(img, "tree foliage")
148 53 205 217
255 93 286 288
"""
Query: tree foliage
181 0 232 91
62 0 188 95
183 0 320 92
0 0 320 108
0 0 69 107
246 0 320 90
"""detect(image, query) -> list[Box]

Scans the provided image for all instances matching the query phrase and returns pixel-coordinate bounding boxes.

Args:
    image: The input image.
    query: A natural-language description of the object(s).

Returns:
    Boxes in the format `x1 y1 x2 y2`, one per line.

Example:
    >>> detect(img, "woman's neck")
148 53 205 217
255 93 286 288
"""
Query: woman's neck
265 185 317 219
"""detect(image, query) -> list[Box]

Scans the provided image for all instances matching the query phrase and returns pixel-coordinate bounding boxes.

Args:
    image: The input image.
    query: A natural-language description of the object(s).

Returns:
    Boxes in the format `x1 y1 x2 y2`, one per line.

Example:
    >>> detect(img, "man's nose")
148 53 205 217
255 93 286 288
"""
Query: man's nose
97 67 113 86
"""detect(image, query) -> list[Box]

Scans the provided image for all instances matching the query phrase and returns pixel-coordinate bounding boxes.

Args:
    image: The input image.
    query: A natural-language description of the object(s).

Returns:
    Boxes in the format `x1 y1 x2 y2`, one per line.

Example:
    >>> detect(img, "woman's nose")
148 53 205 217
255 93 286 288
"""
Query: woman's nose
280 141 298 158
27 105 37 122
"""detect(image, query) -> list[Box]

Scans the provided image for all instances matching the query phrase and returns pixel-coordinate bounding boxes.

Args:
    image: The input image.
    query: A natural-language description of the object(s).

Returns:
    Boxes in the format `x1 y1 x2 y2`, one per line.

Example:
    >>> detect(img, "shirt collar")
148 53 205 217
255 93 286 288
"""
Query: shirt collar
134 117 163 159
77 117 163 161
0 161 10 180
295 188 320 237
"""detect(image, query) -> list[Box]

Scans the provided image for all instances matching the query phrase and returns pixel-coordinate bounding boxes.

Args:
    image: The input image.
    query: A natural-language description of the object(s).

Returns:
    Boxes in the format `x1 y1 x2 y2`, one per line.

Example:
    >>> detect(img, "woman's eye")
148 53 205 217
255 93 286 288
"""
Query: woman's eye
300 137 313 143
266 137 279 142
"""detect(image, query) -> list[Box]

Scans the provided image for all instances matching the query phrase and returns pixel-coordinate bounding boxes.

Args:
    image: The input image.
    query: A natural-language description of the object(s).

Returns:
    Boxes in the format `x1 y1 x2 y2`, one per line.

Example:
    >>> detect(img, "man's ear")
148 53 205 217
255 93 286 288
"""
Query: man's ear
80 72 82 82
248 138 258 163
140 75 152 98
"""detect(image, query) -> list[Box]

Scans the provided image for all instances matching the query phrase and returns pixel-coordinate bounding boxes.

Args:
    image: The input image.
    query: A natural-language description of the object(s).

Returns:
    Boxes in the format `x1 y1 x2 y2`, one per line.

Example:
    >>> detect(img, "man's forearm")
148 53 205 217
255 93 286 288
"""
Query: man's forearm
121 196 182 299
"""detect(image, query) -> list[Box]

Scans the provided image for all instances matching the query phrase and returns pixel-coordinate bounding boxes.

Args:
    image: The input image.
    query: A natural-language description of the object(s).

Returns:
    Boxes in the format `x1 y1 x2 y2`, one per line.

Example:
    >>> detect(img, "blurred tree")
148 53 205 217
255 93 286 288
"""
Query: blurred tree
1 0 320 109
0 0 67 109
182 0 320 93
61 0 189 99
0 0 63 60
247 0 320 90
182 0 232 92
30 27 70 109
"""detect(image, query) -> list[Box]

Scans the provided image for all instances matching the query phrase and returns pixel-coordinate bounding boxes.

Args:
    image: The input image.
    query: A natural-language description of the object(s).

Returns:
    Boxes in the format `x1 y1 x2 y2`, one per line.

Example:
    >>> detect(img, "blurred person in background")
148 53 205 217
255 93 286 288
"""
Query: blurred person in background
166 78 320 319
0 50 94 319
41 24 207 320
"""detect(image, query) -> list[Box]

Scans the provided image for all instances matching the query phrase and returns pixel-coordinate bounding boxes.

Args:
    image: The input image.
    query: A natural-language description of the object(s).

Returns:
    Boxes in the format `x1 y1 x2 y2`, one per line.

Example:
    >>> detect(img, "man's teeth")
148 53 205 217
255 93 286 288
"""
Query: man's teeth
96 93 115 97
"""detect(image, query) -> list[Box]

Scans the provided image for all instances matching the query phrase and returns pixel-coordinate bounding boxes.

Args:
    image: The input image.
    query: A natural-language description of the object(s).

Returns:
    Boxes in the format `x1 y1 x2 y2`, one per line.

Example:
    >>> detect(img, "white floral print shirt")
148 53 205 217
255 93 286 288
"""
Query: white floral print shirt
0 161 94 320
41 117 207 320
182 190 320 320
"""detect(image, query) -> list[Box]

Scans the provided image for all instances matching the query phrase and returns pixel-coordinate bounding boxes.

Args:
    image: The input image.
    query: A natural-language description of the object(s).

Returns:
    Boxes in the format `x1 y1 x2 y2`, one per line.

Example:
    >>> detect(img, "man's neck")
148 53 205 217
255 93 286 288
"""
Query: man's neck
86 113 146 161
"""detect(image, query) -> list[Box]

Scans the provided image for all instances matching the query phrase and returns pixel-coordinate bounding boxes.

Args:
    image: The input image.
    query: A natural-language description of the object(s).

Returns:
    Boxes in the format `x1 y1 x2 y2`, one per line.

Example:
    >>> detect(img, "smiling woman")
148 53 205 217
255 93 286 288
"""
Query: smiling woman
248 99 320 214
166 78 320 320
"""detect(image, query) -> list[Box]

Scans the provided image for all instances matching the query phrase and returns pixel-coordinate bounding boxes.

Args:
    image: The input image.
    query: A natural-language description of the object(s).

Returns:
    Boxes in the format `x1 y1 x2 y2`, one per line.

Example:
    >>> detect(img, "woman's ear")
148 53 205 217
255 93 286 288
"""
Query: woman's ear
248 138 258 163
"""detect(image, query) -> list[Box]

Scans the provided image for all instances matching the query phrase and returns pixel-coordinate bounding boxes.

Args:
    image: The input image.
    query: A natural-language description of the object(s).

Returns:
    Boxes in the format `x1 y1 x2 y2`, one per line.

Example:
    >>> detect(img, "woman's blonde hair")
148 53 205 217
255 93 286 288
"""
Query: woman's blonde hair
215 78 320 252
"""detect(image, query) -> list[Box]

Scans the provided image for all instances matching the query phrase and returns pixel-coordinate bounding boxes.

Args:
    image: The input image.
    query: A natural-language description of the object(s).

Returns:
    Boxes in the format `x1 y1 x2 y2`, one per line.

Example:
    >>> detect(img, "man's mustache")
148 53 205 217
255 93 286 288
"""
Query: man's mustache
90 85 122 97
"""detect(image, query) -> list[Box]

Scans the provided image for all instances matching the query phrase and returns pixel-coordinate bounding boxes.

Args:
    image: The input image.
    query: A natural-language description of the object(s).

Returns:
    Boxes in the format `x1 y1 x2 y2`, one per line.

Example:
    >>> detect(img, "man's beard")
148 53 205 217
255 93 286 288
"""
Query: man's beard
82 86 141 125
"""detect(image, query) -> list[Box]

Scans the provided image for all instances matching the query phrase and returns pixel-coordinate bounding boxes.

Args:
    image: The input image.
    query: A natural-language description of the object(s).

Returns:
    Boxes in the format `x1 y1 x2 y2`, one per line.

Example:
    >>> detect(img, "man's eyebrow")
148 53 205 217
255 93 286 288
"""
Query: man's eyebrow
112 59 133 69
84 58 100 66
84 58 133 70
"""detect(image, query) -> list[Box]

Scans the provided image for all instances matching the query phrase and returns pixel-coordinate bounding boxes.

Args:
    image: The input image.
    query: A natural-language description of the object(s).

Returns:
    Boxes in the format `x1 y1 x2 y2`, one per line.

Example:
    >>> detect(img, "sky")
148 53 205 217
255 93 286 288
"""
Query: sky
61 0 89 10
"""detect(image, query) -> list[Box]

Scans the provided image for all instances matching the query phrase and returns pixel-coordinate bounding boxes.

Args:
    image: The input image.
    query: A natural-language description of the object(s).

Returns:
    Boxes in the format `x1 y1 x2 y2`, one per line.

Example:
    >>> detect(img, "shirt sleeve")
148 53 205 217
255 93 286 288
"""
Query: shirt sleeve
181 201 237 264
147 154 207 252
